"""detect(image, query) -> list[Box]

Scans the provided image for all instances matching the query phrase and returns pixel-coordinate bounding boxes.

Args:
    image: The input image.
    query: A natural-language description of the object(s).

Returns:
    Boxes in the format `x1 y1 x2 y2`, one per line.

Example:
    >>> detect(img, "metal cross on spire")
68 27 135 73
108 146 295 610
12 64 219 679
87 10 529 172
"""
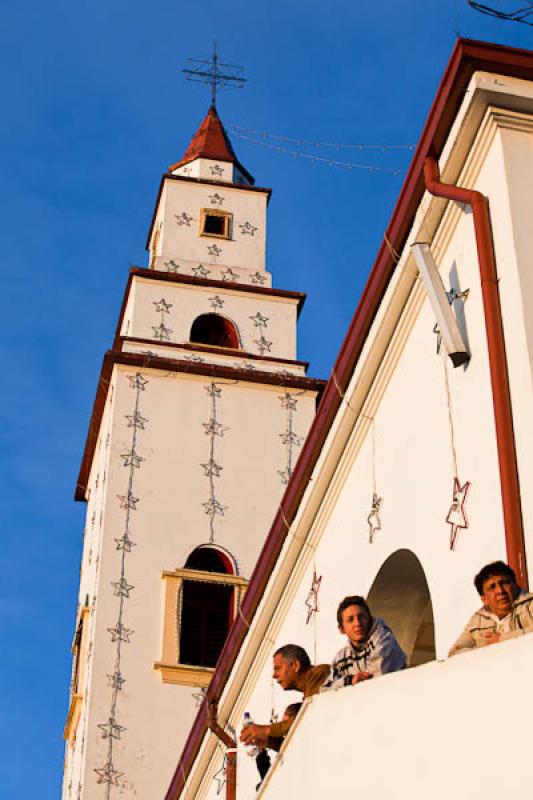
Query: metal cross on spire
182 43 246 106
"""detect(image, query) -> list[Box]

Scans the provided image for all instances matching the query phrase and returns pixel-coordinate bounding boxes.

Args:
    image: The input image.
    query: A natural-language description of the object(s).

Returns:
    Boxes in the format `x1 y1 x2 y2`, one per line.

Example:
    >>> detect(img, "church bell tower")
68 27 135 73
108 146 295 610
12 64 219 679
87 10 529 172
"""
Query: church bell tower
61 97 324 799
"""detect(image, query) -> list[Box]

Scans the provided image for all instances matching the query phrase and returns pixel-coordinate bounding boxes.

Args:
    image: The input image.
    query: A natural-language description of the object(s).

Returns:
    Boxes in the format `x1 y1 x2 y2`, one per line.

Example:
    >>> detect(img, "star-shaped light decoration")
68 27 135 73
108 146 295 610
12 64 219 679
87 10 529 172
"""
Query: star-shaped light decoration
202 420 228 437
107 671 126 690
239 221 258 236
446 477 471 550
120 448 145 469
367 492 383 544
184 354 205 363
153 298 172 314
202 498 227 518
279 430 303 447
152 322 173 341
277 468 291 485
250 271 267 285
117 491 139 510
107 623 134 643
98 716 126 740
209 192 224 205
111 577 134 598
181 166 192 175
222 267 238 282
175 212 193 226
205 383 222 398
210 164 224 176
305 569 322 625
213 758 227 796
201 458 223 478
250 312 269 328
209 295 225 311
192 264 211 279
254 335 273 355
94 763 123 786
279 393 298 411
208 244 222 258
165 259 180 273
192 686 207 707
126 411 148 429
127 373 148 391
115 533 136 552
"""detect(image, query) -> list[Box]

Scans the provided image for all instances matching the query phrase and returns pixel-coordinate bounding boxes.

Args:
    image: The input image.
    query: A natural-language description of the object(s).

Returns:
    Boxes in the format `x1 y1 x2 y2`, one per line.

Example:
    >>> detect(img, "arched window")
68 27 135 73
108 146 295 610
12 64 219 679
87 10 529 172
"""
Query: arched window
190 314 240 349
179 547 236 669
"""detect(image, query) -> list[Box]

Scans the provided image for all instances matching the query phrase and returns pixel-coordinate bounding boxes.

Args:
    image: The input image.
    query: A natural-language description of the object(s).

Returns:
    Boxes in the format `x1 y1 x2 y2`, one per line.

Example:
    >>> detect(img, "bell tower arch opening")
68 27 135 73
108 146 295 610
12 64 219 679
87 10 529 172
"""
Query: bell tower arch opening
190 313 240 349
367 549 435 667
179 546 236 668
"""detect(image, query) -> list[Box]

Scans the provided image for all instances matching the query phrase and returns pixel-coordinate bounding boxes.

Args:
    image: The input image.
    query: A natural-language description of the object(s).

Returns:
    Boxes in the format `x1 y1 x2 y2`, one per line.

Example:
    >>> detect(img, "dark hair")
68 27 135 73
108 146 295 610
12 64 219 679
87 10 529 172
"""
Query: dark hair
336 595 372 627
284 702 303 719
274 644 311 671
474 561 517 595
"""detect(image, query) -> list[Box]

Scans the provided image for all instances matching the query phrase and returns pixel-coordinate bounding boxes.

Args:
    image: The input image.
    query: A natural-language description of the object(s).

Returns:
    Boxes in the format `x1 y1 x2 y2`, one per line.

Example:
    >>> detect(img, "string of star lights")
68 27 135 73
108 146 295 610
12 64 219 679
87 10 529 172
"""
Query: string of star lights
202 382 228 543
466 0 533 25
152 297 173 342
95 372 149 795
366 417 383 544
441 352 471 550
277 391 304 485
227 125 413 175
250 309 272 356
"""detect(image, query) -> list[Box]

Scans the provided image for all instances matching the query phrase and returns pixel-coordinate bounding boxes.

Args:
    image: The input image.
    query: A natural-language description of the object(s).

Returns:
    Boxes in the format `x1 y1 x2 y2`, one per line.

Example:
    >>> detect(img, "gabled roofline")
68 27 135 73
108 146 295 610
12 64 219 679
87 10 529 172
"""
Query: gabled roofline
164 37 533 800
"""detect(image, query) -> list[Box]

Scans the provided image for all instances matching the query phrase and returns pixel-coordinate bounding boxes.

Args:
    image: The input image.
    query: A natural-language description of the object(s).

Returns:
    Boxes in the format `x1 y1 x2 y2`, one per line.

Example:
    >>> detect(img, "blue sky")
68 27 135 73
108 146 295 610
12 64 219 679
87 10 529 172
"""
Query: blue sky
0 1 531 796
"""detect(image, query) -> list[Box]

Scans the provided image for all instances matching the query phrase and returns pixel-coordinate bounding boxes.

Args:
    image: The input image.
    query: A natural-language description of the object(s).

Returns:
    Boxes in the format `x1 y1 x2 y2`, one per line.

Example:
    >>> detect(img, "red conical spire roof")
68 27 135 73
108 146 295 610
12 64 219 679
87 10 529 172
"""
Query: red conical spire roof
169 105 253 183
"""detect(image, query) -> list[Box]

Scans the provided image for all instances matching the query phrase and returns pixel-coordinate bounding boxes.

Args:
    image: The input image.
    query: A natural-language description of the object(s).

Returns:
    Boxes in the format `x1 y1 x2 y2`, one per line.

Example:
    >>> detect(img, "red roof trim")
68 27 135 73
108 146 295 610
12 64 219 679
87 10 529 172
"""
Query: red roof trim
164 38 533 800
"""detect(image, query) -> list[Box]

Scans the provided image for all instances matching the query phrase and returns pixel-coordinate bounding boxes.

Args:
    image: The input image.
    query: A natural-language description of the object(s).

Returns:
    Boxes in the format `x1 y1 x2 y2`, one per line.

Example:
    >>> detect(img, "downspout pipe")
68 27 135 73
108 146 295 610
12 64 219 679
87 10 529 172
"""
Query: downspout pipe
423 156 528 589
207 702 237 800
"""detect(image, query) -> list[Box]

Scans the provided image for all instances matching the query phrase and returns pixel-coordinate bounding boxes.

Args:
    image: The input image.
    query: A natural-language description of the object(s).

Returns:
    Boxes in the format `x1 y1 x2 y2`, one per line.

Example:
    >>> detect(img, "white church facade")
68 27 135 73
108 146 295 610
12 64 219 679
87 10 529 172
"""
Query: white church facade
161 39 533 800
62 37 533 800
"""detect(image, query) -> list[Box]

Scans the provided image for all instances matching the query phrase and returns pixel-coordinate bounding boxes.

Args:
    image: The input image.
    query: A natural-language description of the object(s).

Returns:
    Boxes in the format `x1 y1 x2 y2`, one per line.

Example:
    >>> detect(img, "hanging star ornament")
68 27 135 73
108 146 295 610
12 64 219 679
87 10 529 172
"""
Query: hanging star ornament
201 458 223 478
117 491 139 510
250 311 269 327
239 221 257 236
107 622 134 643
98 716 126 740
107 671 126 690
94 763 123 786
165 259 180 273
202 419 228 437
209 295 225 311
153 298 172 314
367 492 383 544
279 393 298 411
120 448 145 469
446 477 471 550
192 263 210 278
127 373 148 391
222 267 238 282
250 271 267 285
111 577 134 598
305 569 322 624
213 757 227 796
208 243 222 257
115 533 136 552
126 411 148 429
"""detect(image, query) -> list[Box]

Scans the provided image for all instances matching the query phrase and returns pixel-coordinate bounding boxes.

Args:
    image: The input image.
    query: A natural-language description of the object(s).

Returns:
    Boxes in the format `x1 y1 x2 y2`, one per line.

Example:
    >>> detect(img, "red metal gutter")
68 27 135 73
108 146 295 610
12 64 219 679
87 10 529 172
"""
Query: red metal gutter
164 39 533 799
424 156 528 588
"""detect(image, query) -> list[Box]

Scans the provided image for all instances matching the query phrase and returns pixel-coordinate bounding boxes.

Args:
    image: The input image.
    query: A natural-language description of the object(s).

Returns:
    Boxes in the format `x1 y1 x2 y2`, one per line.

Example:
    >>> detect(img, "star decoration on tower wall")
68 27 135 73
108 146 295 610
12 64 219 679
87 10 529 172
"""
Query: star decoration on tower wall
152 322 173 341
112 577 134 598
305 570 322 624
250 311 269 327
115 533 136 552
165 259 181 273
446 478 471 550
367 492 383 544
222 267 238 282
210 164 224 176
254 335 273 355
153 298 173 314
209 295 225 311
98 716 126 740
239 221 258 236
126 411 148 429
175 212 193 226
120 448 145 469
107 622 134 643
95 763 123 786
117 491 139 511
184 354 205 363
209 193 224 205
202 497 227 517
127 373 148 391
250 271 267 285
208 243 222 258
201 458 223 478
107 671 126 690
193 264 211 278
202 419 228 437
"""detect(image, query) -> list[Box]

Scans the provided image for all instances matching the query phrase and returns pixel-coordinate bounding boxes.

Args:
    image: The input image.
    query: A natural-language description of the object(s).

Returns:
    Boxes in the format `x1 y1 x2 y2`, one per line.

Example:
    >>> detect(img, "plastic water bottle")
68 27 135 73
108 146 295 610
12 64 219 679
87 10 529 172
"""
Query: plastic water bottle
242 711 259 757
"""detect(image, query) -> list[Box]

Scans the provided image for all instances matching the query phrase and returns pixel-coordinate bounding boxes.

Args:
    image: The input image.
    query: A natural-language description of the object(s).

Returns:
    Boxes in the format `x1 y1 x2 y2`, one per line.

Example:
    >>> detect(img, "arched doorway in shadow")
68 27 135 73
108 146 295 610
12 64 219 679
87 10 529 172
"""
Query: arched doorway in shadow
190 313 240 349
367 549 435 667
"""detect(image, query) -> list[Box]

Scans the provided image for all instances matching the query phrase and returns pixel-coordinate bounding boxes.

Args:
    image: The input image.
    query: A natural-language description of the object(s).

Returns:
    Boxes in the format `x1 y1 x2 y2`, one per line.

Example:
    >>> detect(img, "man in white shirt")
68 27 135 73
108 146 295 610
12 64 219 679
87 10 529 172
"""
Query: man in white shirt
449 561 533 656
